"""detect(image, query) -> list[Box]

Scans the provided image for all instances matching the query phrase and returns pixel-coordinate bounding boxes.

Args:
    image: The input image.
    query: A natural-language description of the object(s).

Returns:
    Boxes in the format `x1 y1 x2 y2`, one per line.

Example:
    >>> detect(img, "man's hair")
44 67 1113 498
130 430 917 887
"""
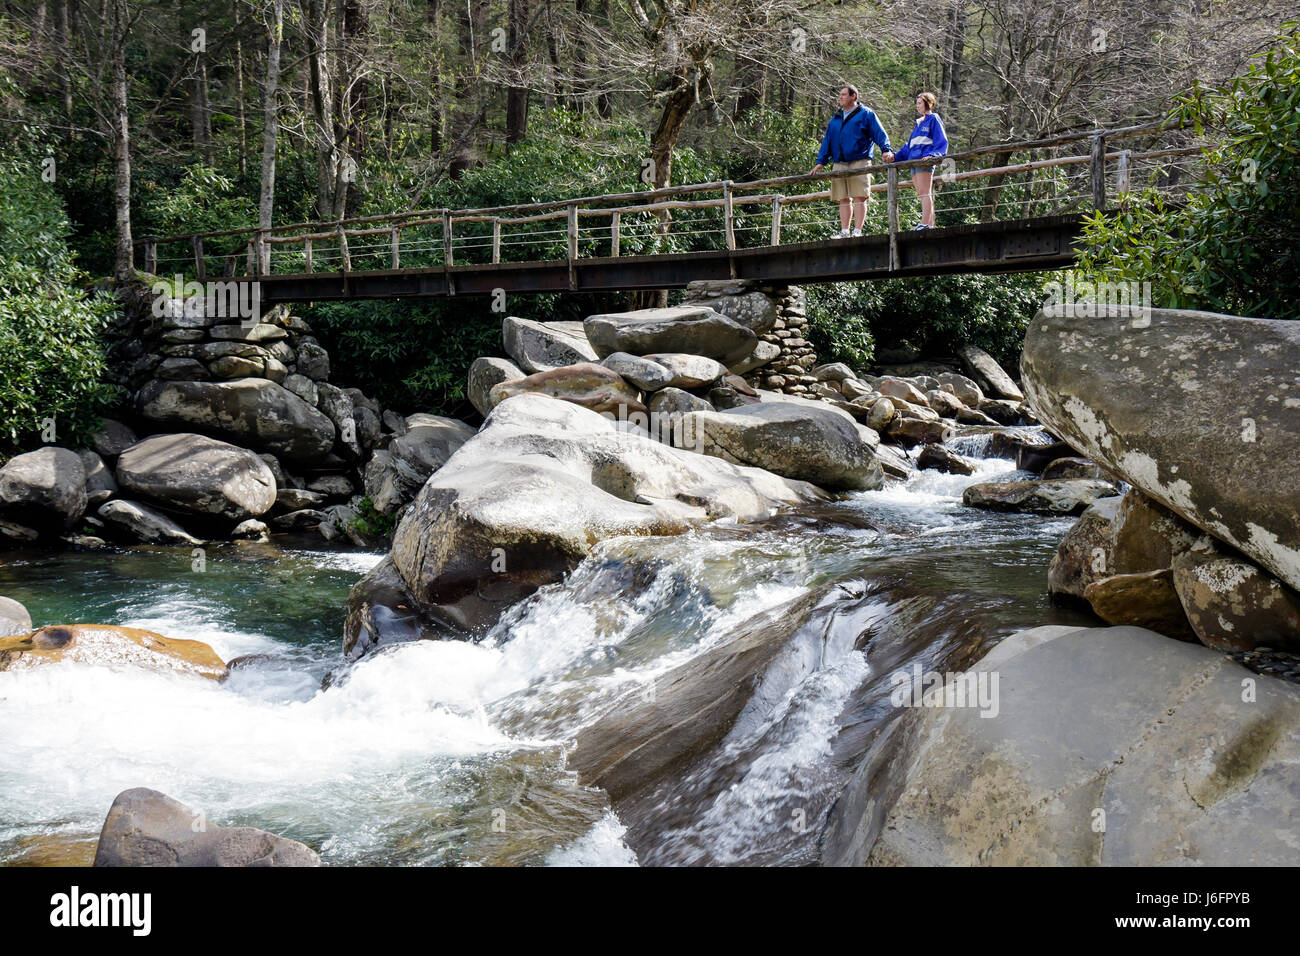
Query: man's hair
918 91 937 112
840 85 859 100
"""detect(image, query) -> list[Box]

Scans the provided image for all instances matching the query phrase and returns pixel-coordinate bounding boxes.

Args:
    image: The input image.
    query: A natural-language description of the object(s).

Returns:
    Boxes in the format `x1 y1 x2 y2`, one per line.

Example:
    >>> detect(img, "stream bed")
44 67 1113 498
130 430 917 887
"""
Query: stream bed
0 441 1098 866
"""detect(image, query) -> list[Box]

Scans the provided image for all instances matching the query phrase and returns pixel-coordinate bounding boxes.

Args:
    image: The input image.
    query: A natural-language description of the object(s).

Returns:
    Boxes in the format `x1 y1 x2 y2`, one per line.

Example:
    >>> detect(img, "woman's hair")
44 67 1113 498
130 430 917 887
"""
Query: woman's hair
918 91 937 112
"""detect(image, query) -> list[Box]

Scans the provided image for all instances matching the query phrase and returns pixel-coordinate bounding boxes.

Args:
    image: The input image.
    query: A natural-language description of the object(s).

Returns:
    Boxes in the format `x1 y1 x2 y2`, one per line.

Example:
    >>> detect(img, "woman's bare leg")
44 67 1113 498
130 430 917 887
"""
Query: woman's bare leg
838 198 851 231
913 170 934 226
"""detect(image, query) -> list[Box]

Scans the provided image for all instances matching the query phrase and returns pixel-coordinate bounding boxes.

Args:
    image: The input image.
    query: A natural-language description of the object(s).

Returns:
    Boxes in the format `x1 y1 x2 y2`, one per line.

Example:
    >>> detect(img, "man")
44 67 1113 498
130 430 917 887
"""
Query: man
811 86 894 239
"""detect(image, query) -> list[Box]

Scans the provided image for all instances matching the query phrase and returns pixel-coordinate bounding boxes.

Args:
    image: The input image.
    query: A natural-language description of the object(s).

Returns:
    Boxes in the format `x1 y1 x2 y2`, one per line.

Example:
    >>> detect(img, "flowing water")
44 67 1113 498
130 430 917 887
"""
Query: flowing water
0 436 1097 866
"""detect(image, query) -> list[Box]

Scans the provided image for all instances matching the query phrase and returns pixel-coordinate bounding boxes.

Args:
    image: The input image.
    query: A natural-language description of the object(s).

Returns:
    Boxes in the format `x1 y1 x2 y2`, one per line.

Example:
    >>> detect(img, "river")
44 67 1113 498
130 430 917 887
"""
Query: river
0 431 1096 866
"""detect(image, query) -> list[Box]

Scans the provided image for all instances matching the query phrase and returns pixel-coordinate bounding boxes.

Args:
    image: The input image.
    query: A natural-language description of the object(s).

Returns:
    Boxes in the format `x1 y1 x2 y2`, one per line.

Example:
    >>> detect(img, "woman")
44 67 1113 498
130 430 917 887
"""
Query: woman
890 92 949 229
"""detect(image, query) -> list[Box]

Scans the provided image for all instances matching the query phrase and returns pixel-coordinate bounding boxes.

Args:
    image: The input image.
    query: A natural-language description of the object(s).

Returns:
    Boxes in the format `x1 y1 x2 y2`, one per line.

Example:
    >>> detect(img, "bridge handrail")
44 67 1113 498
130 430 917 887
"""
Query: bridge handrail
135 118 1191 248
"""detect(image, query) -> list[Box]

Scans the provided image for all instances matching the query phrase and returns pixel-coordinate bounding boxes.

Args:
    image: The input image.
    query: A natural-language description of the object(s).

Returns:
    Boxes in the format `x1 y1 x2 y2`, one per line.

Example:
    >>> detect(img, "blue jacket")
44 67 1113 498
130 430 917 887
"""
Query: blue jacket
816 105 892 165
892 113 949 162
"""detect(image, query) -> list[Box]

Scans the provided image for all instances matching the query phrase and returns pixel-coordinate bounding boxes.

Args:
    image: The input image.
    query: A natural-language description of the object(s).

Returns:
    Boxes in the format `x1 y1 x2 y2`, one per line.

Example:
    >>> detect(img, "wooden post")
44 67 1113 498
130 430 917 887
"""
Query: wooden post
256 230 269 275
1116 149 1131 200
722 181 736 251
390 227 400 270
492 217 501 264
144 239 157 274
304 237 313 273
442 210 453 266
567 202 578 291
192 236 206 282
610 212 621 258
770 197 783 246
245 240 256 276
886 166 900 271
1091 135 1107 211
337 223 351 272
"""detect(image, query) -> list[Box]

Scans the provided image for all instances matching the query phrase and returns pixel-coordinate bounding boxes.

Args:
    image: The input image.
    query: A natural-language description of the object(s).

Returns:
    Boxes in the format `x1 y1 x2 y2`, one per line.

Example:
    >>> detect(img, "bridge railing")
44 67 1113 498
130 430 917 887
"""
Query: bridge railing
136 120 1203 284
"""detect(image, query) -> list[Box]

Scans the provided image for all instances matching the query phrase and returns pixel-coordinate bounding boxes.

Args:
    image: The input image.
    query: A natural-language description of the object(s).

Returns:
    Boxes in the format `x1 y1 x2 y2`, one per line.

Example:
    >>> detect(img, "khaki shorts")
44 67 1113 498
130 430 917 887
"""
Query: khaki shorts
830 159 873 201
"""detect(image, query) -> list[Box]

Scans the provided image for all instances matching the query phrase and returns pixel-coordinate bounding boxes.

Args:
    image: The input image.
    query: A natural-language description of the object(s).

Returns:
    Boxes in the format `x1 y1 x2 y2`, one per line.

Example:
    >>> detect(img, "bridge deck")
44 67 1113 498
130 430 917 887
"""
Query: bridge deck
258 214 1083 303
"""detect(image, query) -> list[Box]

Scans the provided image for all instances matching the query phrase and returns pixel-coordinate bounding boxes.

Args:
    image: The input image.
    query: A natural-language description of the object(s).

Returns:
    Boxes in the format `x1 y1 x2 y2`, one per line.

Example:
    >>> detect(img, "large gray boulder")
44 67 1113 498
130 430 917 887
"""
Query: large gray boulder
379 393 825 636
77 450 118 507
366 413 476 514
117 433 276 521
958 343 1023 400
681 402 884 492
502 316 597 373
487 362 646 416
584 305 757 366
98 499 205 546
1022 306 1300 592
94 788 320 866
467 356 524 418
0 447 87 531
136 377 337 463
680 279 781 334
963 478 1118 516
827 624 1300 866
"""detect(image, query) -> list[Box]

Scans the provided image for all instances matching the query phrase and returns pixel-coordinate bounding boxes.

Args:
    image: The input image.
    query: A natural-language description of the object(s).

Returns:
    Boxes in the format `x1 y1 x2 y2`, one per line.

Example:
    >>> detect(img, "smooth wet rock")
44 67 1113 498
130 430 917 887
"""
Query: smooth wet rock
502 316 598 373
488 362 646 416
957 343 1023 400
467 356 525 418
1173 548 1300 653
98 500 205 546
368 414 477 514
1015 440 1077 473
584 306 757 366
136 378 337 463
1022 305 1300 592
916 443 975 476
835 624 1300 866
231 519 270 542
1041 457 1103 480
117 433 276 521
0 447 87 531
963 478 1118 516
885 417 953 448
0 625 227 680
682 402 884 491
382 394 824 636
94 788 320 866
276 488 327 511
977 397 1024 425
343 554 446 660
1083 569 1197 640
0 597 31 638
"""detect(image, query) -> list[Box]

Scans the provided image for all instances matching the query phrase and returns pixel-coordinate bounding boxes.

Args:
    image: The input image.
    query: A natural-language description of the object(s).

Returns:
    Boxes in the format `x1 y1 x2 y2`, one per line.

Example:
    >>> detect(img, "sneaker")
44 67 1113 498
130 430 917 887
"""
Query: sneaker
835 228 851 239
910 222 932 230
851 227 863 238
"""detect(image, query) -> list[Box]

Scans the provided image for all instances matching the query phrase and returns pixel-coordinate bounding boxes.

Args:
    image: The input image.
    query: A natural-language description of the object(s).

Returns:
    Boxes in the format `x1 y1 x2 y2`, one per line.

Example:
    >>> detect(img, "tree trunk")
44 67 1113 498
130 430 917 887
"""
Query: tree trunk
109 0 132 279
235 1 247 177
258 0 284 239
505 0 528 143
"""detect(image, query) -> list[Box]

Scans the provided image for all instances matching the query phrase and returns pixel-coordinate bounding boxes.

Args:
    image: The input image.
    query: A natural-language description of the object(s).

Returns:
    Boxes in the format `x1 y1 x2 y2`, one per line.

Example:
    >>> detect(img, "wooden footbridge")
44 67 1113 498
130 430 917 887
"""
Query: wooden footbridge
137 121 1200 303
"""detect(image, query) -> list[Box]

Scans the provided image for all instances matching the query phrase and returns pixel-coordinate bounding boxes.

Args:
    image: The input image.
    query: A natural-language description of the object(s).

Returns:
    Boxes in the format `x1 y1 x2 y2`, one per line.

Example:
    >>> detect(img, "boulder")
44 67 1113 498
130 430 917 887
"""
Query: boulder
916 443 975 476
382 393 824 635
467 356 525 418
728 341 781 376
955 406 999 427
957 343 1023 400
98 500 205 546
876 377 929 406
315 383 360 460
488 362 646 416
925 389 964 419
0 597 31 638
640 353 728 390
1047 497 1121 598
373 414 477 513
502 316 598 373
0 625 227 681
601 351 674 391
681 280 780 334
1111 489 1202 575
1172 548 1300 653
1083 569 1197 640
963 478 1118 516
94 789 320 867
295 340 331 380
584 305 757 366
271 509 327 531
343 554 446 661
0 447 87 531
866 396 898 432
231 519 270 542
283 373 318 406
305 474 353 499
840 379 874 401
935 372 983 407
884 417 953 448
1022 306 1300 592
813 362 856 382
117 434 276 521
90 419 138 460
1041 457 1103 480
837 624 1300 865
77 450 118 507
136 378 337 463
681 402 884 491
276 488 327 510
977 397 1024 425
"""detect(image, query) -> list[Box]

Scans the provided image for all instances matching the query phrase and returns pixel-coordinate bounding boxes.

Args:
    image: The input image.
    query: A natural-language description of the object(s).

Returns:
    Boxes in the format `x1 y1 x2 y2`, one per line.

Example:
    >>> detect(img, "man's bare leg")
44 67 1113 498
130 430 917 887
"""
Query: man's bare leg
852 197 867 231
838 199 851 231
